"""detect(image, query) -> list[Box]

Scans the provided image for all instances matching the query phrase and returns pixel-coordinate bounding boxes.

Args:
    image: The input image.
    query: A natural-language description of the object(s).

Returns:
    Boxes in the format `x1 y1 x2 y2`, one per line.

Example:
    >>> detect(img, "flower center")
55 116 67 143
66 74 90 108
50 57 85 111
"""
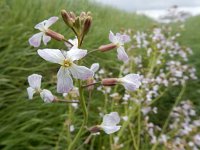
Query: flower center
63 59 72 68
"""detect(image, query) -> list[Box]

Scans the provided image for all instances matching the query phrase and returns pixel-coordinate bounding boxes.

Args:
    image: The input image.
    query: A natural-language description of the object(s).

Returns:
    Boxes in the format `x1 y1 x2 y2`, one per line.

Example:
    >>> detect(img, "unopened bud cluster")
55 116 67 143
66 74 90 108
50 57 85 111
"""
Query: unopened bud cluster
61 10 92 43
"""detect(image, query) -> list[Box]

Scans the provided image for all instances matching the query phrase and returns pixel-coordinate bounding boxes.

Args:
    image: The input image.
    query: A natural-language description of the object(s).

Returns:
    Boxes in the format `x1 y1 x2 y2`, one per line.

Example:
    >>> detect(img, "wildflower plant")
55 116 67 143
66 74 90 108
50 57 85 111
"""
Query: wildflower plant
27 9 199 150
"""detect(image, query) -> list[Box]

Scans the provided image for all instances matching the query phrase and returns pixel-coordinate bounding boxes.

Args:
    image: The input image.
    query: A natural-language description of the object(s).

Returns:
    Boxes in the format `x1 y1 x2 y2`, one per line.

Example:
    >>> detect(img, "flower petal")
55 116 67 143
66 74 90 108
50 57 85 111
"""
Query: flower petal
37 49 65 64
66 48 87 61
101 125 121 134
40 89 54 103
34 21 46 31
66 37 78 49
27 87 36 99
57 67 73 93
121 34 131 43
28 74 42 89
117 46 129 63
42 34 51 45
90 63 99 73
45 16 59 28
109 31 115 43
29 32 43 47
120 74 141 91
102 112 120 126
69 64 93 80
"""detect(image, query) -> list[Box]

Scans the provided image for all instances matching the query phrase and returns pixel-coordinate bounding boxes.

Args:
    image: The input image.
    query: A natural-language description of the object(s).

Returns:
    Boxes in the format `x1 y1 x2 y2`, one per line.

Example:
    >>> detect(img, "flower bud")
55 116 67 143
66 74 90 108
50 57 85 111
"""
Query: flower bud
61 10 74 27
98 43 117 52
89 125 101 133
45 29 64 41
83 16 92 35
102 78 118 86
87 77 94 91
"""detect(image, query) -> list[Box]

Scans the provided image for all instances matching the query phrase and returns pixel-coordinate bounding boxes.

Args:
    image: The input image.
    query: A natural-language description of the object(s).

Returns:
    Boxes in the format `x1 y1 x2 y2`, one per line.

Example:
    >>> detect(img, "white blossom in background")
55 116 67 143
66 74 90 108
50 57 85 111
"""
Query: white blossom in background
37 48 93 93
29 17 59 47
117 74 141 91
70 125 75 132
109 31 130 62
27 74 54 103
100 112 121 134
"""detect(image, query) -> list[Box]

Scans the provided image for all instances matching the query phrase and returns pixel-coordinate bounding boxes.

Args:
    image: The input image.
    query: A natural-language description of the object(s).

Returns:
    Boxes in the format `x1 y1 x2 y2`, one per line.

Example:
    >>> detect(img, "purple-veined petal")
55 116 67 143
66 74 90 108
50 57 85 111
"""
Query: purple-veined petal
90 63 99 73
102 112 120 126
40 89 54 103
29 32 43 47
109 31 115 43
27 87 36 99
117 46 129 63
101 125 121 134
45 16 59 28
37 49 65 65
57 67 73 93
66 48 87 61
42 34 51 45
69 64 93 80
28 74 42 89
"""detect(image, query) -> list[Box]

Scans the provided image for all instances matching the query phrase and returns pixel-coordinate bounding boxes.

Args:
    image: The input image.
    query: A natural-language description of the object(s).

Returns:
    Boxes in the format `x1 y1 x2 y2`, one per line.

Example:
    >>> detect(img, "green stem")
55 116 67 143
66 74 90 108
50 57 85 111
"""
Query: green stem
68 80 88 150
129 124 138 150
137 104 141 150
151 84 186 150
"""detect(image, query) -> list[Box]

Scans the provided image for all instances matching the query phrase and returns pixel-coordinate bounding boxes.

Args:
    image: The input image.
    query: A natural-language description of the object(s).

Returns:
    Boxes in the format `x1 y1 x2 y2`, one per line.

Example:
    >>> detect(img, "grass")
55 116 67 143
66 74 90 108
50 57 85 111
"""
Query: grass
0 0 199 149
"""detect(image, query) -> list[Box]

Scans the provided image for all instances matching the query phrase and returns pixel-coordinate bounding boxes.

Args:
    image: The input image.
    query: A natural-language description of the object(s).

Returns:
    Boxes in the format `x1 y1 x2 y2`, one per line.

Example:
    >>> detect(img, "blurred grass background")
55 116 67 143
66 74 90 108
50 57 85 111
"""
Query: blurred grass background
0 0 199 149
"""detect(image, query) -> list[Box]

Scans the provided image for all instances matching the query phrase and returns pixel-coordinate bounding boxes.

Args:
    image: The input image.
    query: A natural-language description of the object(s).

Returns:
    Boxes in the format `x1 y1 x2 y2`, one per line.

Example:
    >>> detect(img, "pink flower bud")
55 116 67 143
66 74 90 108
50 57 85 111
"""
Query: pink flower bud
89 125 101 133
102 78 118 86
87 77 94 91
61 10 74 27
83 16 92 35
98 43 117 52
45 29 64 41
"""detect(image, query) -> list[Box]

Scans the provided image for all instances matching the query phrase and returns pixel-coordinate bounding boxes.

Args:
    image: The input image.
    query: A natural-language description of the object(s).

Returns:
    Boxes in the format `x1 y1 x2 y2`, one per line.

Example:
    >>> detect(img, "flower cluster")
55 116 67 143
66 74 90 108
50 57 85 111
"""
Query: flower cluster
27 11 141 145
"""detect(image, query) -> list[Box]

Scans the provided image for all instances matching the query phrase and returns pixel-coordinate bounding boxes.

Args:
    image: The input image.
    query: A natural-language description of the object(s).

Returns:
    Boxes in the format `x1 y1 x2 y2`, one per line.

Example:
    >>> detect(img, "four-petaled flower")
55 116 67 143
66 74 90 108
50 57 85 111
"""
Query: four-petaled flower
29 16 59 47
100 112 121 134
37 48 93 93
118 74 141 91
109 31 131 63
27 74 54 103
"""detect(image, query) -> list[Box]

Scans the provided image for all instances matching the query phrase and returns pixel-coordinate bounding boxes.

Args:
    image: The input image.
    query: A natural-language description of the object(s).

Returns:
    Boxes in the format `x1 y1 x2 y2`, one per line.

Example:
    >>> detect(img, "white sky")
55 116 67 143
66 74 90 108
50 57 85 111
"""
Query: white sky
93 0 200 11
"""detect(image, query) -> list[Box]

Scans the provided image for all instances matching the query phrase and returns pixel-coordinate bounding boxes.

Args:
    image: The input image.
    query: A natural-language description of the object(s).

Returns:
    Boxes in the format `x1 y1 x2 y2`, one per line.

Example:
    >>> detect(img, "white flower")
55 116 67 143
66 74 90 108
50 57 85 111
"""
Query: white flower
27 74 54 103
118 74 141 91
29 16 58 47
100 112 121 134
40 89 54 103
65 37 78 49
27 74 42 99
37 48 93 93
90 63 100 73
109 31 130 63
